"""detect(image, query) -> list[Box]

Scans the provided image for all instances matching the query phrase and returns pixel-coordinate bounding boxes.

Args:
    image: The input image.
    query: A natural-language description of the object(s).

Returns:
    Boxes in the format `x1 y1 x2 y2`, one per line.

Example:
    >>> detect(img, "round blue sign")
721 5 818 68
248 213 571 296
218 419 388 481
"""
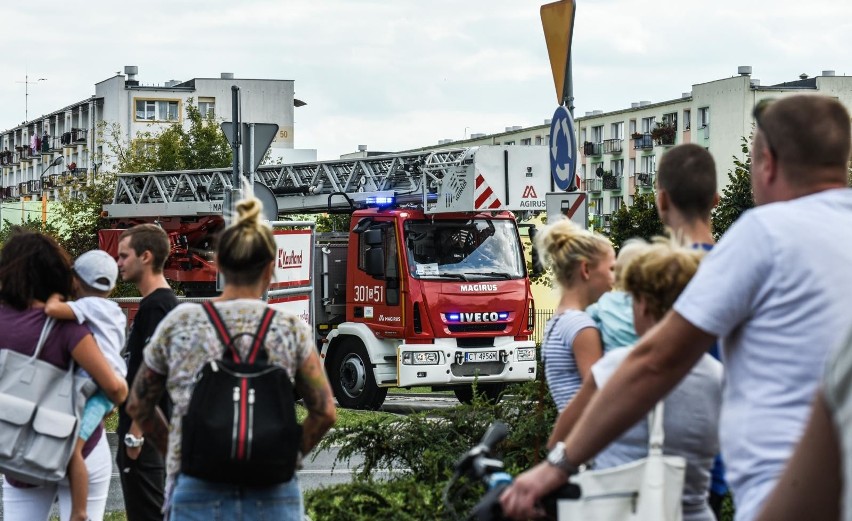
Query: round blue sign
549 106 577 191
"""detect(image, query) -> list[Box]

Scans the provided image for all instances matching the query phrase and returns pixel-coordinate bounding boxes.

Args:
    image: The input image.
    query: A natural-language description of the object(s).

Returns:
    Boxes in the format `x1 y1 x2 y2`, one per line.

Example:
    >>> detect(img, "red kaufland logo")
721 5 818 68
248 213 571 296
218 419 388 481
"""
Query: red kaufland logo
277 249 303 269
522 185 538 198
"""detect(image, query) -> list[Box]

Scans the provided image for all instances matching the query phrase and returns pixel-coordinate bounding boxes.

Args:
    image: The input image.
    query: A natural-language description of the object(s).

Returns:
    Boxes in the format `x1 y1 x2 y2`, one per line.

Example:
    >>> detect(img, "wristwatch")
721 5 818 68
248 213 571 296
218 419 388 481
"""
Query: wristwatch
124 433 145 448
546 442 579 476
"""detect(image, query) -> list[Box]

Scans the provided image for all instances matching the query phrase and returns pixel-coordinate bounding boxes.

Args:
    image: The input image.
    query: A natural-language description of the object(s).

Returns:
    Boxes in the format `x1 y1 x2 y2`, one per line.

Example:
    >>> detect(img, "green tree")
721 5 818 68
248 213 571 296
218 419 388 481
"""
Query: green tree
608 192 664 250
711 137 754 240
101 98 232 173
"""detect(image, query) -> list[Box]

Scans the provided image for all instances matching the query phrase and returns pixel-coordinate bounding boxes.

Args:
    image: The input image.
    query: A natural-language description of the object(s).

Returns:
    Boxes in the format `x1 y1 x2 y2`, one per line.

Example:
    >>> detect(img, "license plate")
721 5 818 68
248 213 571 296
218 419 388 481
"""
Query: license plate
464 351 498 363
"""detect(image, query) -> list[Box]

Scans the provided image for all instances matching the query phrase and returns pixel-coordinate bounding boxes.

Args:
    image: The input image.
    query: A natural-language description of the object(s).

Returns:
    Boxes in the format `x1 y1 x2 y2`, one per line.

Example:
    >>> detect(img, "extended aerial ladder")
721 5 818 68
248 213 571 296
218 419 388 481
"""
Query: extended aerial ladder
102 145 551 218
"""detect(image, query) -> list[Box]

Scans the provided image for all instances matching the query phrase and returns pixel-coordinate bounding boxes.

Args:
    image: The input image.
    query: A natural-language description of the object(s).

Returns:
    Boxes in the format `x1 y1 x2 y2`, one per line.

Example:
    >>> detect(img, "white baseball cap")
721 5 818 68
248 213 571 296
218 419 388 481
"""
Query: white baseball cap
74 250 119 292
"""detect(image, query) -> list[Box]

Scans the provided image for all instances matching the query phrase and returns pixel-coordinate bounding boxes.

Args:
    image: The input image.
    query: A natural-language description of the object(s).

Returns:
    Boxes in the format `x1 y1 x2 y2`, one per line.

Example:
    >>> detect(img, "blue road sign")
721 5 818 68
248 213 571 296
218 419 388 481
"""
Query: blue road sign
549 105 577 191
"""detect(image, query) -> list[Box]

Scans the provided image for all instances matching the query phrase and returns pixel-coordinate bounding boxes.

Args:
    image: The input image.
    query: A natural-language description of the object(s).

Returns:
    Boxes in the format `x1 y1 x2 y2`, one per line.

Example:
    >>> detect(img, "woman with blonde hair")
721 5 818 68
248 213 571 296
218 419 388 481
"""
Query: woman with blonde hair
502 238 722 521
535 217 615 411
126 195 336 520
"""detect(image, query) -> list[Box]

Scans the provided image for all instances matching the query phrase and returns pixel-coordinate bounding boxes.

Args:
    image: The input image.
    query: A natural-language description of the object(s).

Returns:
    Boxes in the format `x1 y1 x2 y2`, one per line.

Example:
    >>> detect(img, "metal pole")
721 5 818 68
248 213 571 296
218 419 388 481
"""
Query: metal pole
249 123 255 187
228 86 241 226
561 2 577 117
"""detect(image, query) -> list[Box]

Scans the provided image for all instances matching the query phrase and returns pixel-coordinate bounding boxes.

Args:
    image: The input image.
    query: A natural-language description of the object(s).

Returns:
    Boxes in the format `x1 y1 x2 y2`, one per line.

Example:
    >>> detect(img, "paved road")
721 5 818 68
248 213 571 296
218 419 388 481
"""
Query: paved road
0 393 456 519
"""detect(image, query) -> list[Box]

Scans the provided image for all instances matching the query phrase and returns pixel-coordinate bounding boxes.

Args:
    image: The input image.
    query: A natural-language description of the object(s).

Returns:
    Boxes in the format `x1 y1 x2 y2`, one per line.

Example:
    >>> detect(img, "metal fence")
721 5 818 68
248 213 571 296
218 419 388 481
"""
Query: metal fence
533 309 555 345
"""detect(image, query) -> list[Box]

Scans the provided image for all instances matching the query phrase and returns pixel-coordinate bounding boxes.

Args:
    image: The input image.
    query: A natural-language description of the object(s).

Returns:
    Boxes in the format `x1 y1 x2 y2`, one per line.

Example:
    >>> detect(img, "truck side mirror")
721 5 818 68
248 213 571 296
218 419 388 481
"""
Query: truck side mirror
364 228 383 246
528 226 544 278
365 247 385 277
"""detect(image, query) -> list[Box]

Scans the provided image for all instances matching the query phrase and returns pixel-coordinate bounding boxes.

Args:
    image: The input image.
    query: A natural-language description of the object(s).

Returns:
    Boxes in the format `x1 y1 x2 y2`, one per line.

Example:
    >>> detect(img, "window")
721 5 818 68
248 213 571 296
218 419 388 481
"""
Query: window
520 138 531 146
629 119 637 135
698 107 710 128
641 116 656 133
610 122 624 140
662 112 678 130
628 158 635 176
591 125 604 143
628 195 635 206
610 196 624 212
198 97 215 118
683 109 691 130
135 99 180 122
534 135 542 145
641 154 656 174
611 159 624 177
580 128 587 143
590 197 603 215
591 161 605 177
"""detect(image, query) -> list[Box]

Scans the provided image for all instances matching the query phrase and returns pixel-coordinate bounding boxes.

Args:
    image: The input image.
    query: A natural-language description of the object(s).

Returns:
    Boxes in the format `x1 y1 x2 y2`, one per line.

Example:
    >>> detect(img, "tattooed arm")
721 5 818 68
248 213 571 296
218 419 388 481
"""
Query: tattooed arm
295 350 336 455
126 364 170 456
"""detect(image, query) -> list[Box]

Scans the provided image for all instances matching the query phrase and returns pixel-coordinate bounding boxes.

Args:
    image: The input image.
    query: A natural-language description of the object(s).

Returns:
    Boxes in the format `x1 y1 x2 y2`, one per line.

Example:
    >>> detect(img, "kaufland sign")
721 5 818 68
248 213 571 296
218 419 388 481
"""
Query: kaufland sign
271 230 312 289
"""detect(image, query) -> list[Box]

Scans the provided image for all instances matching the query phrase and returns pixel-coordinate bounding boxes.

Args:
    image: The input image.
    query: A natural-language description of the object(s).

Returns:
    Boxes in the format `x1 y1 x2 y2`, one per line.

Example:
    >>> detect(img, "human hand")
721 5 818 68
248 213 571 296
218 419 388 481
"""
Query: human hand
499 462 566 519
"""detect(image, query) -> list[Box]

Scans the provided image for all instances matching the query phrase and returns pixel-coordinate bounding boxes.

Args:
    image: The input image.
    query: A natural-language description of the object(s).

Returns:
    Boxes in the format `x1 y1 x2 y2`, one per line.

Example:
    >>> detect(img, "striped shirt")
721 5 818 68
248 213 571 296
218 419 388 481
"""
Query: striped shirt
542 309 598 411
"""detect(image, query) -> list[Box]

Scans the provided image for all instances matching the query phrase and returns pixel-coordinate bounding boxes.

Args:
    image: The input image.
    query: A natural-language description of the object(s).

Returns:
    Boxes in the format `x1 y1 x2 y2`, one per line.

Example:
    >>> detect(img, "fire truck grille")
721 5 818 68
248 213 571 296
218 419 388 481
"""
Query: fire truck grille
447 323 507 333
450 362 505 377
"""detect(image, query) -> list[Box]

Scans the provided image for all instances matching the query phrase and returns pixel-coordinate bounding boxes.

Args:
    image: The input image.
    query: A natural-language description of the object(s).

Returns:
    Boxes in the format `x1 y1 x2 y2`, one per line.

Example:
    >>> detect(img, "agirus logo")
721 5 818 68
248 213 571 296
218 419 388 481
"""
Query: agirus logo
460 284 497 292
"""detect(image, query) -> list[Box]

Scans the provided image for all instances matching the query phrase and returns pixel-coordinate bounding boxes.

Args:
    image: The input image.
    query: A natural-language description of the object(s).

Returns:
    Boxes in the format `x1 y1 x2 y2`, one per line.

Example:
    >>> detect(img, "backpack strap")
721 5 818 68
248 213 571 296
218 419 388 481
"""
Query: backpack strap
201 301 241 363
246 307 277 364
203 302 277 364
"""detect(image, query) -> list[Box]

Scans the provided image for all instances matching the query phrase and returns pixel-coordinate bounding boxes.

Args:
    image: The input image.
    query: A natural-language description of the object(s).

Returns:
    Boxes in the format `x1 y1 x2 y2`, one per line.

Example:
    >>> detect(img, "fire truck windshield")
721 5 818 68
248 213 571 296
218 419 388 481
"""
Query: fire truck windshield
404 219 525 280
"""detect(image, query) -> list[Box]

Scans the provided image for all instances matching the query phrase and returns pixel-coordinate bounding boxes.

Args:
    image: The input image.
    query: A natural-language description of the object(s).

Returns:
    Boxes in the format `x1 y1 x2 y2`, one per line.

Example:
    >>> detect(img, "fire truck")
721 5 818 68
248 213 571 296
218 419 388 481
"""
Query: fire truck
102 145 551 409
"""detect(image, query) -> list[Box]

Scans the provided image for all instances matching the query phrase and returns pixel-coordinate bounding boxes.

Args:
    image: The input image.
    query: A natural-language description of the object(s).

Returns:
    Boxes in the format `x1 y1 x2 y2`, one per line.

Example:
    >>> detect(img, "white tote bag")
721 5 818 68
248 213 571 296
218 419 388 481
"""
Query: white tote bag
557 402 686 521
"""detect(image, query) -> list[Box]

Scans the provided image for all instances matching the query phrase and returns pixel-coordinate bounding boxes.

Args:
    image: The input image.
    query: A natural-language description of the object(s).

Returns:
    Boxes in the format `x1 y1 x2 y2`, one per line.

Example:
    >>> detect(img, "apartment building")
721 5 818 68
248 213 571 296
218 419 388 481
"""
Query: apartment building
411 66 852 230
0 66 301 205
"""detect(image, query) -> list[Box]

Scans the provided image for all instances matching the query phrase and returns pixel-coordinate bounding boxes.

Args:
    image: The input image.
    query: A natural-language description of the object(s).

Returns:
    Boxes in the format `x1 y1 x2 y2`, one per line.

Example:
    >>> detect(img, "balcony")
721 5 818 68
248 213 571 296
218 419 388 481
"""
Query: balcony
0 151 13 166
584 178 602 192
636 172 655 189
583 141 603 156
652 122 677 147
602 175 623 191
27 180 41 194
71 128 88 144
632 133 653 150
602 139 623 154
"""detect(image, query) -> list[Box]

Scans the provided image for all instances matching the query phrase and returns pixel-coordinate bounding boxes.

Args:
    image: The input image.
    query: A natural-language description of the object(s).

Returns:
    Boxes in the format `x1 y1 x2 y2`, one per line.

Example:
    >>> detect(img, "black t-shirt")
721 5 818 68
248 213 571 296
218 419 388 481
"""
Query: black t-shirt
118 287 178 437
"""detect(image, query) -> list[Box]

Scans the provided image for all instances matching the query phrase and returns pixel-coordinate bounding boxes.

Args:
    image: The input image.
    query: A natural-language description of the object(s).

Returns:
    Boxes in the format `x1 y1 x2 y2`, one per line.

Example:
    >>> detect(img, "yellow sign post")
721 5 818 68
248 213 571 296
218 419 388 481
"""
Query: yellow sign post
540 0 576 107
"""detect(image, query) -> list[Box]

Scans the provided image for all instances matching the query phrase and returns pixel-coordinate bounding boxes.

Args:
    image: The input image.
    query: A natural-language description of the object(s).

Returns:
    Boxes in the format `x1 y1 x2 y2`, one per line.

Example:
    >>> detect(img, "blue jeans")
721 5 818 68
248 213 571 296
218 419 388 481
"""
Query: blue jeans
168 474 304 521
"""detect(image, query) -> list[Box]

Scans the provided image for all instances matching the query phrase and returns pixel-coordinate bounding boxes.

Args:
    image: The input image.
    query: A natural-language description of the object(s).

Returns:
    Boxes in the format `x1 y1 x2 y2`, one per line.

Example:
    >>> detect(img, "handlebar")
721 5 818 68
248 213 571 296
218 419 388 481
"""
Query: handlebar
444 422 581 521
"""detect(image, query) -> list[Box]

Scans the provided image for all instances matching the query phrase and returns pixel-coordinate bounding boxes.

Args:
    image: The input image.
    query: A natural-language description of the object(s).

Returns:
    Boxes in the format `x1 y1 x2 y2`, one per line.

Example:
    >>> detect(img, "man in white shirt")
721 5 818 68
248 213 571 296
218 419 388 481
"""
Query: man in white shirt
500 94 852 521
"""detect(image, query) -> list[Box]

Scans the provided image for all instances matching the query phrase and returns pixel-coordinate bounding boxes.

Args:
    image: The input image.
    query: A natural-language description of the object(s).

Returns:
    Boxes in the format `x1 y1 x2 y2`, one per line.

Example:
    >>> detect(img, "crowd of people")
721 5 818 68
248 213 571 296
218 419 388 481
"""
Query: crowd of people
502 93 852 521
0 193 334 520
1 92 851 521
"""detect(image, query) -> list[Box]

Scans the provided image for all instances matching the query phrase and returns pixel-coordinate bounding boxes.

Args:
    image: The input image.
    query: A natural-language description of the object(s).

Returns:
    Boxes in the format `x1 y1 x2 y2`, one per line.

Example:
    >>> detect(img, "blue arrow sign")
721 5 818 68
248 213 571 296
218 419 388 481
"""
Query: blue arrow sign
549 105 577 191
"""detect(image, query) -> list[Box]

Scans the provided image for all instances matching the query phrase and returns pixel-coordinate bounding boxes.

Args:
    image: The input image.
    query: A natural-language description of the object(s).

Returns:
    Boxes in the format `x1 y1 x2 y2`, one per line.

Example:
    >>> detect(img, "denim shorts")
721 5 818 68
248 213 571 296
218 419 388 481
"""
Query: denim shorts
168 473 304 521
79 390 114 441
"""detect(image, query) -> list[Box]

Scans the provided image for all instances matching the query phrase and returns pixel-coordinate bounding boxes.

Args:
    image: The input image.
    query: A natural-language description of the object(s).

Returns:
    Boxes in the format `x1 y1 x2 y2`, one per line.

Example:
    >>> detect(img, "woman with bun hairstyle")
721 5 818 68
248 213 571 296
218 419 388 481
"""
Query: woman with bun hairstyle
536 217 616 411
126 194 336 520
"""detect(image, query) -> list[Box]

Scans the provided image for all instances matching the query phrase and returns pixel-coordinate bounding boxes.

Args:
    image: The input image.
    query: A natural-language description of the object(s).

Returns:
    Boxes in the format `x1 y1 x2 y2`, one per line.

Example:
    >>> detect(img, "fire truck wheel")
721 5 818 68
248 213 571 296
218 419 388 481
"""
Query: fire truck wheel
328 341 388 410
453 383 506 405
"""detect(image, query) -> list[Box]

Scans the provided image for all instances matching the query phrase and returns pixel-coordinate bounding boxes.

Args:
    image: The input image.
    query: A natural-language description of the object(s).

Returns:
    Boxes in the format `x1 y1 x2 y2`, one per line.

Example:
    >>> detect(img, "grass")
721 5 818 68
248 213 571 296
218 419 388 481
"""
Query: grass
50 514 126 521
296 404 393 428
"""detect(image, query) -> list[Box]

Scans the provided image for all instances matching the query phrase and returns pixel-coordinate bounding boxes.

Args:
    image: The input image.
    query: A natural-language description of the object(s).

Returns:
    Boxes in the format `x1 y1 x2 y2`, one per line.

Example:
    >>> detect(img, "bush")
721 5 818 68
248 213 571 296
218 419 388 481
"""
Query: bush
306 370 556 520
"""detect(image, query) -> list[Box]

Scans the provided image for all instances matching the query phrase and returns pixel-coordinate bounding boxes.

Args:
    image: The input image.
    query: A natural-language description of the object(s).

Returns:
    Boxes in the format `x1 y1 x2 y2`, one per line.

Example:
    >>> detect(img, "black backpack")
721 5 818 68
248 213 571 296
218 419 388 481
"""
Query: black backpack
181 301 302 486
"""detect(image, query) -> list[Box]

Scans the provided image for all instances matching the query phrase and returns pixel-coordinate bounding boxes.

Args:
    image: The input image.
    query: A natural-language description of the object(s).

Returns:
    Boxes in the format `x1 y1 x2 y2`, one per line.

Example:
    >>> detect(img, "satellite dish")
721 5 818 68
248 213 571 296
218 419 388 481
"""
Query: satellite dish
595 166 604 178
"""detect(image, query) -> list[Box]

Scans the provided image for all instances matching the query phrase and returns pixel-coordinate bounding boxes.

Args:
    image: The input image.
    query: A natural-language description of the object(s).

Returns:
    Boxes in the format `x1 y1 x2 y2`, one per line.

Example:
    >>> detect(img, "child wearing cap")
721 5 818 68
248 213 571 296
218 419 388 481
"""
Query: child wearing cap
46 249 127 521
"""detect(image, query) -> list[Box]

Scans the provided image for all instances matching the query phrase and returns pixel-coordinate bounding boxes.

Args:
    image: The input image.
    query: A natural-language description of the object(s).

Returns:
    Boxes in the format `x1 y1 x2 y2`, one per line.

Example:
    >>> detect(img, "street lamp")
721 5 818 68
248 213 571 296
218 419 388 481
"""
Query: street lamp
41 156 64 225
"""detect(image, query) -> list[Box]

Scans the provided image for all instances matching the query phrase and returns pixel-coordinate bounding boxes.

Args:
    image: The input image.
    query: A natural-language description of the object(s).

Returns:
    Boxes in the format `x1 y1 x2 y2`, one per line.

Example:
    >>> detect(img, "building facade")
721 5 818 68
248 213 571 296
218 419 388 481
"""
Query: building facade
0 66 302 208
411 67 852 230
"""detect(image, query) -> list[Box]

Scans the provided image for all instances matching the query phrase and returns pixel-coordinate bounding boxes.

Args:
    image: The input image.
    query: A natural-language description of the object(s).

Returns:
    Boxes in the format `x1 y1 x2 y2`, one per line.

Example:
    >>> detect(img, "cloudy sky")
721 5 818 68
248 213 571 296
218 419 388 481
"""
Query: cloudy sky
1 0 850 160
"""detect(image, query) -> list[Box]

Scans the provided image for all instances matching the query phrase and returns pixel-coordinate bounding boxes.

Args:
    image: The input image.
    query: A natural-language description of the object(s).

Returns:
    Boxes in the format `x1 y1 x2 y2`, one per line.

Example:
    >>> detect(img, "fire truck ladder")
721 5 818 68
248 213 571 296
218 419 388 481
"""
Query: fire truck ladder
103 148 476 218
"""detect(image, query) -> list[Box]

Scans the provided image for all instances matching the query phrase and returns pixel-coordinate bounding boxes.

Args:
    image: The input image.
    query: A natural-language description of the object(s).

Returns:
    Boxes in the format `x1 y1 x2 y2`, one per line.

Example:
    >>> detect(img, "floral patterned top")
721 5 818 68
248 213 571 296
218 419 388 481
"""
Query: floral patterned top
144 299 314 501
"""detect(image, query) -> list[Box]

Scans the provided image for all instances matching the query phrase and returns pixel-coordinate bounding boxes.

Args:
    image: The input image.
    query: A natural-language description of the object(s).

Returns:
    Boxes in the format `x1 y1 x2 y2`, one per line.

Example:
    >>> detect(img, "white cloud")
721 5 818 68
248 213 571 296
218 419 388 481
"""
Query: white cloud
1 0 851 160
